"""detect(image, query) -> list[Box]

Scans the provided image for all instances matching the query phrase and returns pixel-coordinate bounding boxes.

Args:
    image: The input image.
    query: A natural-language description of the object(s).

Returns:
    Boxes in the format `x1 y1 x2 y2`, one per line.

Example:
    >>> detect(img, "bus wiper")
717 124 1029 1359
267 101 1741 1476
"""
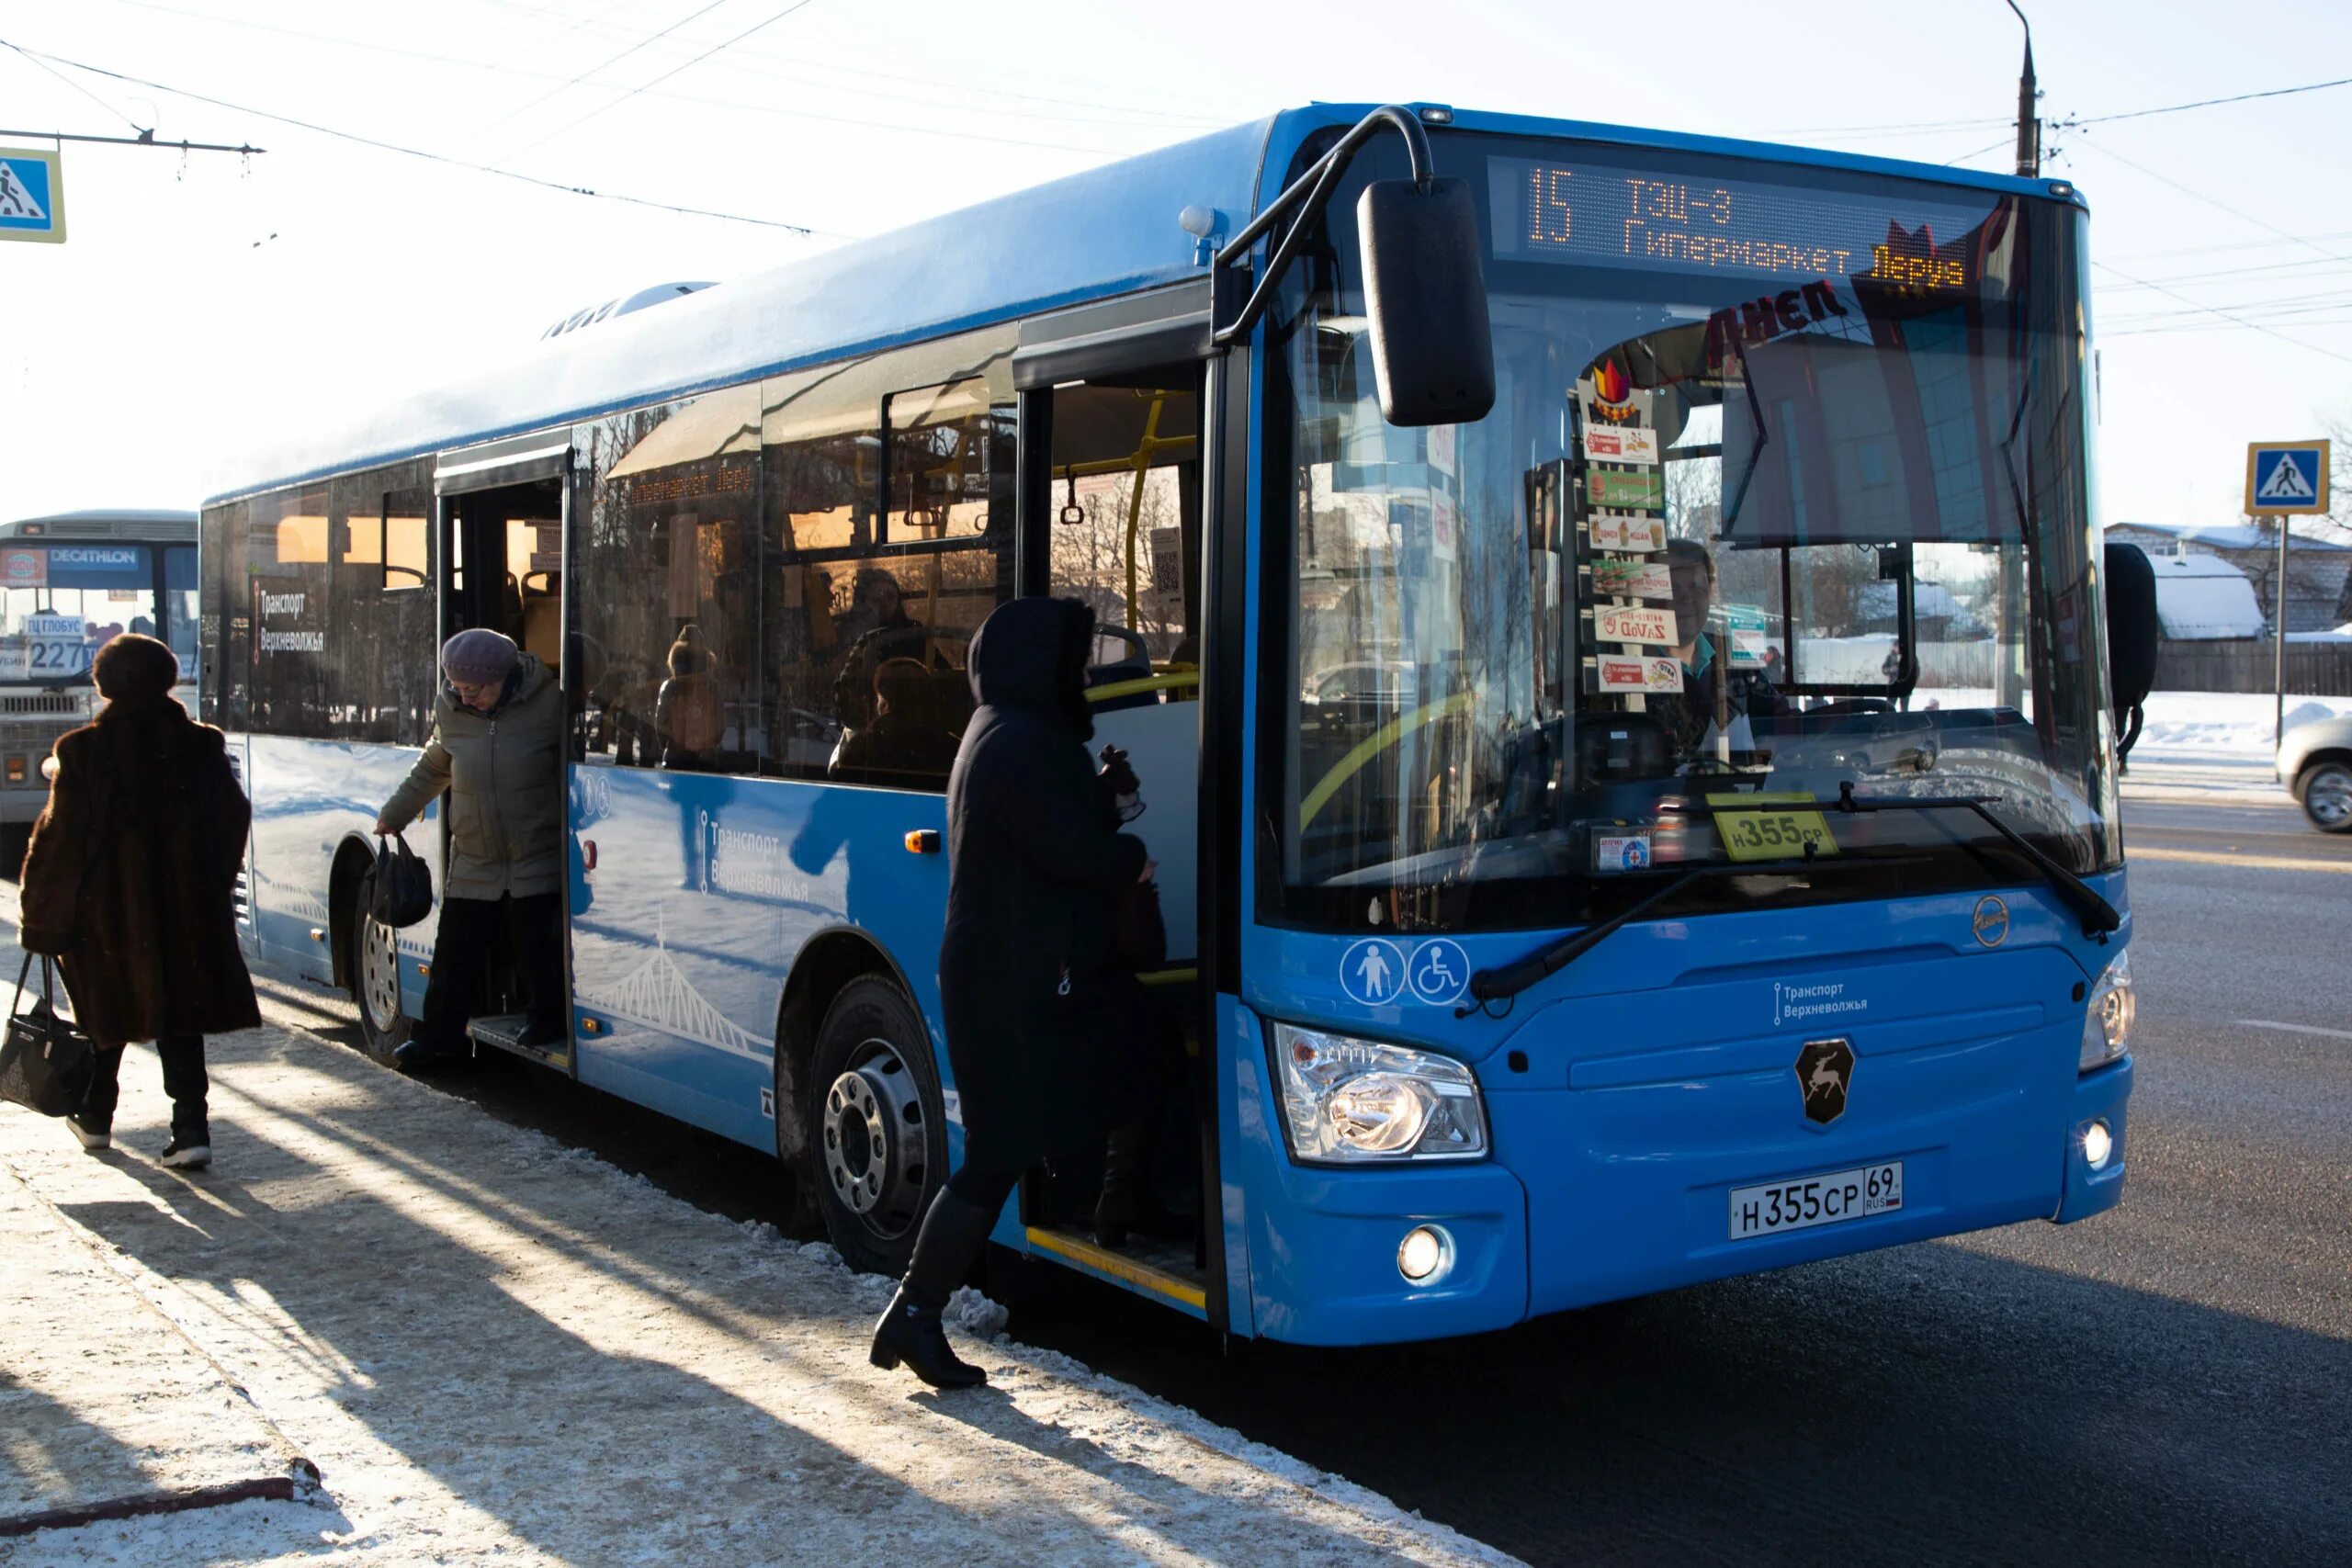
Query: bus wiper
1823 781 2120 939
1460 785 2120 1015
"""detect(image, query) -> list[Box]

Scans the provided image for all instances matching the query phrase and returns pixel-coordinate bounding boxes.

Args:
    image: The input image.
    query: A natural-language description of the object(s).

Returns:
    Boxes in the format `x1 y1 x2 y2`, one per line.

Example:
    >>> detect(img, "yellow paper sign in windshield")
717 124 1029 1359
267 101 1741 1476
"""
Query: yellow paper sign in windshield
1707 793 1838 863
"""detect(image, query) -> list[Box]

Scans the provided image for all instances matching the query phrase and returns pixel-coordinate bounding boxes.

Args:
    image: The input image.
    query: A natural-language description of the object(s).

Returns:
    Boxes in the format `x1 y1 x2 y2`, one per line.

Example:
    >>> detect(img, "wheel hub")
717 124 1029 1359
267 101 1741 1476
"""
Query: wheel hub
820 1040 927 1239
2310 768 2352 827
359 914 401 1032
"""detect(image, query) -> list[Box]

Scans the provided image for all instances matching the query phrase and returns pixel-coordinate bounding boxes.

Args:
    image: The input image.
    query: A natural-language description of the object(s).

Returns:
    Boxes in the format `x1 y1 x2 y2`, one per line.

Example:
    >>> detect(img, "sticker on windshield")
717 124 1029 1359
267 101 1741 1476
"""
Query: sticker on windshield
1596 604 1678 647
1588 470 1665 510
1408 940 1470 1006
1340 938 1408 1007
1589 514 1667 552
1581 425 1659 464
1592 558 1672 599
1595 831 1652 871
1595 655 1683 694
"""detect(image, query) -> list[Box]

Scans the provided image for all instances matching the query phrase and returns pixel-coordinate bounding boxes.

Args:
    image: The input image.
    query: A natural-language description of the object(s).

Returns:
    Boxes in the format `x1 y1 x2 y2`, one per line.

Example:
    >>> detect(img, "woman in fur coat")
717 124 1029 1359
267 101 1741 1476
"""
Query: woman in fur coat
18 634 260 1168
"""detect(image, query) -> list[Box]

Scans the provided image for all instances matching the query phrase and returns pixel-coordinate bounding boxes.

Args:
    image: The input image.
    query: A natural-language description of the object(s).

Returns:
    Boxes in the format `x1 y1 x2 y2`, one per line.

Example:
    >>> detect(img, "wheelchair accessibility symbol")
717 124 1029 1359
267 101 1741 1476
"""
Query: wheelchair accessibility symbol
1408 939 1470 1006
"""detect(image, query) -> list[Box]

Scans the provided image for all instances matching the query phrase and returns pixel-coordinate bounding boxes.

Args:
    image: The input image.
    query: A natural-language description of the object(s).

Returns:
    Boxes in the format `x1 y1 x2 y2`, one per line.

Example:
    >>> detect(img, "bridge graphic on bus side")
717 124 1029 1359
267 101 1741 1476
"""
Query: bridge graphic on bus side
572 927 770 1062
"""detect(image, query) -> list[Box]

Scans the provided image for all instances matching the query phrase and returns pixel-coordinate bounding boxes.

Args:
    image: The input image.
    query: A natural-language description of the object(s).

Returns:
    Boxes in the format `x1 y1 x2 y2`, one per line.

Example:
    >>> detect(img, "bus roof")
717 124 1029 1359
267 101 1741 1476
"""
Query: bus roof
209 105 2081 506
1 510 198 538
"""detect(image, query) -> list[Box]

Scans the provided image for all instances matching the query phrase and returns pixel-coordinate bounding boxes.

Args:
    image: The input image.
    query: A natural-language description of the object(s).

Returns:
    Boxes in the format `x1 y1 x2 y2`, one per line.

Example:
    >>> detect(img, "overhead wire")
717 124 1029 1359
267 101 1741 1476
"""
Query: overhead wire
497 0 822 159
5 35 149 134
466 0 739 147
2093 260 2352 364
0 39 831 233
95 0 1198 136
461 0 1227 129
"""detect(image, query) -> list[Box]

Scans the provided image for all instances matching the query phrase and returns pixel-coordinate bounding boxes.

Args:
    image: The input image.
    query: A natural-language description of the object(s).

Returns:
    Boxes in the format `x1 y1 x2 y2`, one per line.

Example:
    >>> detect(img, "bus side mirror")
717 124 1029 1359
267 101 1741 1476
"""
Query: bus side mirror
1357 177 1495 427
2104 540 2158 754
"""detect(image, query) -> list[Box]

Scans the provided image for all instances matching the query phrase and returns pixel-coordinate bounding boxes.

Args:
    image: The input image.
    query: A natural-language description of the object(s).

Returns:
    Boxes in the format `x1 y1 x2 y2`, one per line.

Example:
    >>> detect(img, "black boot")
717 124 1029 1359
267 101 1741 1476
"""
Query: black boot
870 1188 992 1389
1094 1123 1150 1250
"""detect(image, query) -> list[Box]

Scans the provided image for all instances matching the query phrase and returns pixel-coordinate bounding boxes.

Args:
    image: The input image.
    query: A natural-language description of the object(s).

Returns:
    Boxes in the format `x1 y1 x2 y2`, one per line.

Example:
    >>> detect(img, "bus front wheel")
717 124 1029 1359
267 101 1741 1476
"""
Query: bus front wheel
348 871 415 1065
808 976 946 1277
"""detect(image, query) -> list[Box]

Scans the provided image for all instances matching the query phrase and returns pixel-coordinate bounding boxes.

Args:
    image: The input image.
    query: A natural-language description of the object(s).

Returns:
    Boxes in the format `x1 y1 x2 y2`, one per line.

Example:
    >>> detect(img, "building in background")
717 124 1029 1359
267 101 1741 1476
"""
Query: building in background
2109 519 2352 634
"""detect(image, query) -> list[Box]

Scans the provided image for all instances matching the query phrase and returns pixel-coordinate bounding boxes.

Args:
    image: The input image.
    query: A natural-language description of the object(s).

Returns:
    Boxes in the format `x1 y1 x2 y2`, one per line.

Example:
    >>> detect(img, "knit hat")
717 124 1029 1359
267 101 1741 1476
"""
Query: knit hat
442 627 519 687
92 632 180 701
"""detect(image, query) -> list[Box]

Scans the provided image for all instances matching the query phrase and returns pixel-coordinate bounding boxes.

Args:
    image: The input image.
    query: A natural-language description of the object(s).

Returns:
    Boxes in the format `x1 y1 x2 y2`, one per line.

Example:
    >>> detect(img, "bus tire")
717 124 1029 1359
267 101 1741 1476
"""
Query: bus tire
808 976 946 1278
348 870 415 1065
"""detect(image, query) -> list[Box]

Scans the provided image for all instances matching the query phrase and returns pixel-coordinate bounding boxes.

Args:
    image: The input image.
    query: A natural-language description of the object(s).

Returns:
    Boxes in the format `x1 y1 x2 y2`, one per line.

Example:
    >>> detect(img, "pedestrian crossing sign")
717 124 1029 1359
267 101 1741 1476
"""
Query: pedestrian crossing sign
0 148 63 244
2245 441 2329 515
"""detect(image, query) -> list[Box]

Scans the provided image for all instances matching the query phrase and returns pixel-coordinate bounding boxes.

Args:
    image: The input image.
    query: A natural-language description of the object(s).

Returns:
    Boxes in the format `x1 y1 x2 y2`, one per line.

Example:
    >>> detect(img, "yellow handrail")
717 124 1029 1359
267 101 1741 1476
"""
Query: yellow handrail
1086 670 1201 704
1297 691 1475 829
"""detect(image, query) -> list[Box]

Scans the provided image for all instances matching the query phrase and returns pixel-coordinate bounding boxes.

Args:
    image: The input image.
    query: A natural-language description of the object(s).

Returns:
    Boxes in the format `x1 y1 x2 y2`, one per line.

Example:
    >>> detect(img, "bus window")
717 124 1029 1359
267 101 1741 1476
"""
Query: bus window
577 386 761 774
1045 372 1202 683
334 463 439 744
245 490 334 738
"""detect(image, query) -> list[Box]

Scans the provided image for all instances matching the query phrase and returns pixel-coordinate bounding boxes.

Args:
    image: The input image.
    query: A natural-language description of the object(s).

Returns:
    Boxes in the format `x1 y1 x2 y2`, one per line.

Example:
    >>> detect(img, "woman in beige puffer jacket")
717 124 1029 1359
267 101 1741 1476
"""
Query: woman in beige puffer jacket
375 629 567 1065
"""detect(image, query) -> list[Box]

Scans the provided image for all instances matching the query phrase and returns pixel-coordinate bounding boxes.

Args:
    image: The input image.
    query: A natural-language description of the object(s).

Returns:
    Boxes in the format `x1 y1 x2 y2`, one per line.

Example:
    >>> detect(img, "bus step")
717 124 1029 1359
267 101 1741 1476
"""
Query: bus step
1023 1226 1207 1317
465 1013 571 1072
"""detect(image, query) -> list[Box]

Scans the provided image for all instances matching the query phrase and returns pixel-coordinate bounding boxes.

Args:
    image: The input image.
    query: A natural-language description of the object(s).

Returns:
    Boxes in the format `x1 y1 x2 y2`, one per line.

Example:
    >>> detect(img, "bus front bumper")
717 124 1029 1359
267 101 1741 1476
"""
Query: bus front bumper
1234 1035 2131 1345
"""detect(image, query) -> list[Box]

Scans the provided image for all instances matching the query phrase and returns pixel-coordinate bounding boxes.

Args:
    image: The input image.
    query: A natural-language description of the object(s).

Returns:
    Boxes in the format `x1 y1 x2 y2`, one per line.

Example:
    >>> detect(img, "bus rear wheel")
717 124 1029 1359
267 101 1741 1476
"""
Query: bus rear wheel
348 871 414 1064
808 976 945 1278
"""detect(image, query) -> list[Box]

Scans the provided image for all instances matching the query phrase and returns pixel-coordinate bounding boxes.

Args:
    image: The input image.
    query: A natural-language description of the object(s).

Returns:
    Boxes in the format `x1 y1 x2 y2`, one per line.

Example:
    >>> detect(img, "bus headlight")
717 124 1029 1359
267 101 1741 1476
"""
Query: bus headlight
1270 1022 1488 1164
2080 950 2134 1072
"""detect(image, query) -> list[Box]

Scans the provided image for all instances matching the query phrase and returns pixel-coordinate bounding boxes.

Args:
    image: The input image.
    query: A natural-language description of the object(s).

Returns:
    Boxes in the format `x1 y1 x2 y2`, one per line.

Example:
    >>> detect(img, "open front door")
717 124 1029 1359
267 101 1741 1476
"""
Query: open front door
1006 291 1223 1320
433 434 575 1073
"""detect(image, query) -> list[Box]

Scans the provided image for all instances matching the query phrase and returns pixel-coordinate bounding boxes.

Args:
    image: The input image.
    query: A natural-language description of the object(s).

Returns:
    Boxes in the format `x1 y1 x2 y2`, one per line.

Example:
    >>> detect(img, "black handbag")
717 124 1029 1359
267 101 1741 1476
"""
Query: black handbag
370 833 434 929
0 953 96 1118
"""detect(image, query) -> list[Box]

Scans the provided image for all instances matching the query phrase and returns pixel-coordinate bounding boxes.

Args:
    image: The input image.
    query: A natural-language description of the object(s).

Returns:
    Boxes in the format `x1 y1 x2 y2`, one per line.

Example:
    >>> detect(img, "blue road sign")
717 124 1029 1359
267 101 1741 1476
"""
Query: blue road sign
2245 442 2330 515
0 148 64 244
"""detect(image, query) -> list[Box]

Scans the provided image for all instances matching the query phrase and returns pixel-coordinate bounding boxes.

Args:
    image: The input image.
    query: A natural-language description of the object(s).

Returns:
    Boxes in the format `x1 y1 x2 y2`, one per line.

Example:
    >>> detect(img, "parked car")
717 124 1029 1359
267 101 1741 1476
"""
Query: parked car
2278 715 2352 832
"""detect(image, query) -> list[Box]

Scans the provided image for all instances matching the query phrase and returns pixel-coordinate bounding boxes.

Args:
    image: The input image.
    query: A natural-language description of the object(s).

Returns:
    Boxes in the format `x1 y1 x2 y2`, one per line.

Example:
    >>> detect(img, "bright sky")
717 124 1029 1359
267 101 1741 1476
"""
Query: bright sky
0 0 2345 525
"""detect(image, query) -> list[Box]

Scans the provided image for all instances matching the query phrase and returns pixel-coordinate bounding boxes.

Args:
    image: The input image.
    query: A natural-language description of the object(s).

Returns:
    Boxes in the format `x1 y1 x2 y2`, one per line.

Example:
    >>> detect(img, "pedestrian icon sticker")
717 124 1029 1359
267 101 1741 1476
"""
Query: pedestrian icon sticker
1340 939 1408 1007
2245 442 2330 515
0 149 64 244
1408 940 1471 1006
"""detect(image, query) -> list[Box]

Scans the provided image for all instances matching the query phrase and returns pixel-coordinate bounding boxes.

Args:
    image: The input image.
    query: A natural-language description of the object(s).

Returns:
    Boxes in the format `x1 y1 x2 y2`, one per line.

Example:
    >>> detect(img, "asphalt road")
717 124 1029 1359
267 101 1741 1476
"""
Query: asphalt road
47 774 2348 1566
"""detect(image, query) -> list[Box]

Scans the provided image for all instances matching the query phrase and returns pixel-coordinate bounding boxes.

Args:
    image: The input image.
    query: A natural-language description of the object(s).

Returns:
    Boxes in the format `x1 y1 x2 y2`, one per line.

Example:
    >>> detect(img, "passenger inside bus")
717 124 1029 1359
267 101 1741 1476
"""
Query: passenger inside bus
1659 539 1789 766
655 624 724 770
830 568 930 731
828 656 960 786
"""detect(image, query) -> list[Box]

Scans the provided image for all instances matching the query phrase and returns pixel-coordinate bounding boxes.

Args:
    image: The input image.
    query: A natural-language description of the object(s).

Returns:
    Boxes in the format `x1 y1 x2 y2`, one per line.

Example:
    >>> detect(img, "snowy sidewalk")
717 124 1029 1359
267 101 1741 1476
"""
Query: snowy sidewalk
0 1021 1514 1566
0 1156 315 1538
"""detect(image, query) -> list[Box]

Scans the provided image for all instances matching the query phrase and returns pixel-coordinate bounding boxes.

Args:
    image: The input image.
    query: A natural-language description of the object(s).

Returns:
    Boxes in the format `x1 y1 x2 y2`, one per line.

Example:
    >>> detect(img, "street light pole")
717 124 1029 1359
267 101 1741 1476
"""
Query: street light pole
2005 1 2040 177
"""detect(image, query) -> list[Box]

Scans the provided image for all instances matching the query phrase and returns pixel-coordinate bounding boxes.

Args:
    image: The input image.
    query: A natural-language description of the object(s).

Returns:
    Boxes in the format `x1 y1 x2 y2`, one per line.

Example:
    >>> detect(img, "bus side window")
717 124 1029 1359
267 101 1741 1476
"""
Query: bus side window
334 463 438 745
1044 373 1203 696
576 387 762 775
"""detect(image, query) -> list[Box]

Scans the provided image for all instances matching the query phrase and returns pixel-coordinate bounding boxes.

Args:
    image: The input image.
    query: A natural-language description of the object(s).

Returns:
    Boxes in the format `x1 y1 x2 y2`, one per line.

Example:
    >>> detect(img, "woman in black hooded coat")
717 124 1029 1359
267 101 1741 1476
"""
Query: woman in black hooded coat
870 596 1157 1389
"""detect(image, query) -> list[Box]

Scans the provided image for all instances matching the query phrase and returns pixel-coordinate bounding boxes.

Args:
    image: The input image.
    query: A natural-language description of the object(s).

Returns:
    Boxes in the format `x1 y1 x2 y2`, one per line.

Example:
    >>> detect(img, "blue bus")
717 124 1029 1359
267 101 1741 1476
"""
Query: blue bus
0 509 200 846
200 104 2140 1345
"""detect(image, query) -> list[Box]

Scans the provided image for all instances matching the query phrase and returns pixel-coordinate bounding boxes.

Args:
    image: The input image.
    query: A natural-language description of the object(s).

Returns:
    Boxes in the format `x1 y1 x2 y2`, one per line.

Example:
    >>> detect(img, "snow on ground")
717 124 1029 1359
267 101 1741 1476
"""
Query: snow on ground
0 1010 1518 1567
2129 691 2352 760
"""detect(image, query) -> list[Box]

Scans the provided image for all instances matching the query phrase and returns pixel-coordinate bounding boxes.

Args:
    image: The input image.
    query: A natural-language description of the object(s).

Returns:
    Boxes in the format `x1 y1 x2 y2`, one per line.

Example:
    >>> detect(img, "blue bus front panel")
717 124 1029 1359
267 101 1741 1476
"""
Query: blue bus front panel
1230 882 2126 1345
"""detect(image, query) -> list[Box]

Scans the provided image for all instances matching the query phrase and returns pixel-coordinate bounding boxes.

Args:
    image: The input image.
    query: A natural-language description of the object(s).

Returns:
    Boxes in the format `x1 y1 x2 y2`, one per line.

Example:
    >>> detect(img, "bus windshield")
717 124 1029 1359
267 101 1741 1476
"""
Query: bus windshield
0 543 190 687
1268 136 2113 932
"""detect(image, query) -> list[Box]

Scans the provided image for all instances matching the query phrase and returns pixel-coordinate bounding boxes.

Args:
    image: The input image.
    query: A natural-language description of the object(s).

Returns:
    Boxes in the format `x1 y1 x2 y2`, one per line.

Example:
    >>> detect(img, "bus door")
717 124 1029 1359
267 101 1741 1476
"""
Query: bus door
1009 296 1216 1316
432 433 573 1073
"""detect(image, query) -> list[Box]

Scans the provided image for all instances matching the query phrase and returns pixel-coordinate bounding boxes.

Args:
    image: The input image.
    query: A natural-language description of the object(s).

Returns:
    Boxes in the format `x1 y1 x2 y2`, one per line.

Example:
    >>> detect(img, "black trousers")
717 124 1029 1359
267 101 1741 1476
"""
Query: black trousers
417 892 565 1048
82 1035 207 1141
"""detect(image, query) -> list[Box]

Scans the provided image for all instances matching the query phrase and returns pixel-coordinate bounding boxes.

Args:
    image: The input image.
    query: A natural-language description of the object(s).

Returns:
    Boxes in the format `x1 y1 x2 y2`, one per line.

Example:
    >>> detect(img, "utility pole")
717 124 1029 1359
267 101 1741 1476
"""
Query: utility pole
2005 1 2040 177
2275 516 2290 748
